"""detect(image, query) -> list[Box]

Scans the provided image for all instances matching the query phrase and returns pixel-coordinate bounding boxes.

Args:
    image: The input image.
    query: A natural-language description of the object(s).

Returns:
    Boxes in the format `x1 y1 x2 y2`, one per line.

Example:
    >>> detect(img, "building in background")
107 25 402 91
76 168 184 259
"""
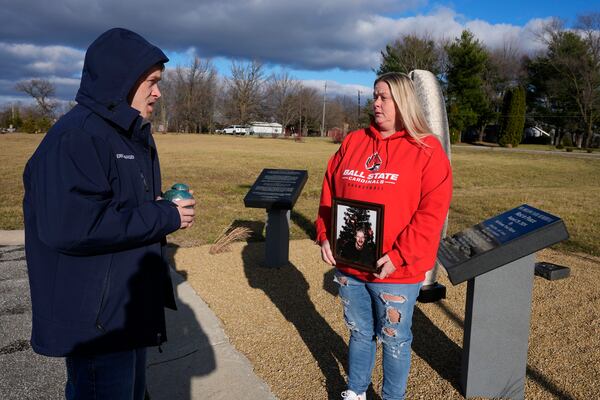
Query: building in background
247 122 283 136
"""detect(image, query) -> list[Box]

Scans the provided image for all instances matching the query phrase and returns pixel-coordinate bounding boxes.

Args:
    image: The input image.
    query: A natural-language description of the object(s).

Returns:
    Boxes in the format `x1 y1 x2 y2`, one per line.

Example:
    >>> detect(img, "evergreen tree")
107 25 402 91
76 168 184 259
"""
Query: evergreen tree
377 34 442 76
445 30 491 141
499 86 526 147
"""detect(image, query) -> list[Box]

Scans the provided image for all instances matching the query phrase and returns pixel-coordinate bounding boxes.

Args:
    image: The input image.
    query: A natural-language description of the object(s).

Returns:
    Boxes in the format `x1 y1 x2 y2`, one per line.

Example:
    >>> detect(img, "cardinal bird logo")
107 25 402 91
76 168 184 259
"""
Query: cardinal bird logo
365 152 383 171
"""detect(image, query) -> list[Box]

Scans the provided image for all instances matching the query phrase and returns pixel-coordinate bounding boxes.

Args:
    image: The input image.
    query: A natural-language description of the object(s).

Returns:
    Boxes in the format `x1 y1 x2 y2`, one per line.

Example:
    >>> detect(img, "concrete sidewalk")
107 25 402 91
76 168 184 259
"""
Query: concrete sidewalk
0 230 24 246
0 230 276 400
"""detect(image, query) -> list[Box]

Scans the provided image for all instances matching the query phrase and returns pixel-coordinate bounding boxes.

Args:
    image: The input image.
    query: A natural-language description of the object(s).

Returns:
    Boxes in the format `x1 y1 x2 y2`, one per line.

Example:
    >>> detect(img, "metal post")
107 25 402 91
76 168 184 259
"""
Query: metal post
357 90 361 127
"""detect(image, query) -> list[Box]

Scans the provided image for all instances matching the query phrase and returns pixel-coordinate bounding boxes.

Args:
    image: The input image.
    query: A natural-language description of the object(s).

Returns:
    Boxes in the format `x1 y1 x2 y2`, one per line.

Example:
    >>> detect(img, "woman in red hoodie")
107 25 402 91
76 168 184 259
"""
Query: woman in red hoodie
315 72 452 400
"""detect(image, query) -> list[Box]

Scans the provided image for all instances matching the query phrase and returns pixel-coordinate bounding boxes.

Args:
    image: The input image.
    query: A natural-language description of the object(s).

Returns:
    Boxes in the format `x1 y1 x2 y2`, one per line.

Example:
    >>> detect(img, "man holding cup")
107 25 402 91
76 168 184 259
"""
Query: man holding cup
23 28 195 399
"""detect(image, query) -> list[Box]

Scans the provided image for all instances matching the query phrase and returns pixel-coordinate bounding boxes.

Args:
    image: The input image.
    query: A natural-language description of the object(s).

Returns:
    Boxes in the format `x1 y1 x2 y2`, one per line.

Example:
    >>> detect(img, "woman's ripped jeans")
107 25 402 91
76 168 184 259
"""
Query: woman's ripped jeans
335 271 422 400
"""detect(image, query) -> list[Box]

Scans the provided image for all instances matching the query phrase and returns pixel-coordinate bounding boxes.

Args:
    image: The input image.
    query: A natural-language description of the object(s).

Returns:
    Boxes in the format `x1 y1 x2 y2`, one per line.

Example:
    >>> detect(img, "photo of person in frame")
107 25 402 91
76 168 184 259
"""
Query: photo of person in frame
338 227 376 267
335 205 378 270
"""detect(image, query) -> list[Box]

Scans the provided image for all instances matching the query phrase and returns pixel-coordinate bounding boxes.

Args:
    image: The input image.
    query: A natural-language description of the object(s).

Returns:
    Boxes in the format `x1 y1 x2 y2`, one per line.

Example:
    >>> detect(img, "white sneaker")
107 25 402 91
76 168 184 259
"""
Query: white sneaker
341 390 366 400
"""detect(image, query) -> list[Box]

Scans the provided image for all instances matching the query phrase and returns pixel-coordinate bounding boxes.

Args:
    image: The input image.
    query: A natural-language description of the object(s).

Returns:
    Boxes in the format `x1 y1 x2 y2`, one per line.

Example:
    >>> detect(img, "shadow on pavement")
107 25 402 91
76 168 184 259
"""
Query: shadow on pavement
412 305 463 392
233 218 354 399
144 245 216 400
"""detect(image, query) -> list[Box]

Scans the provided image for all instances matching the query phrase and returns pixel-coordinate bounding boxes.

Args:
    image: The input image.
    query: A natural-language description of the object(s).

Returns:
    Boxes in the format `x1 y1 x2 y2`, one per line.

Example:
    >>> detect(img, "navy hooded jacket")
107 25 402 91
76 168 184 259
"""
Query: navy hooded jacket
23 28 181 357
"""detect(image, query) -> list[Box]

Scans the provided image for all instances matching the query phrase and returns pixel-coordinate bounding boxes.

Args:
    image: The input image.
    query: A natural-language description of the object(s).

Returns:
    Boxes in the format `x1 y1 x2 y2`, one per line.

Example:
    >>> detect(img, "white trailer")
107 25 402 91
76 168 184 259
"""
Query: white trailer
247 122 283 136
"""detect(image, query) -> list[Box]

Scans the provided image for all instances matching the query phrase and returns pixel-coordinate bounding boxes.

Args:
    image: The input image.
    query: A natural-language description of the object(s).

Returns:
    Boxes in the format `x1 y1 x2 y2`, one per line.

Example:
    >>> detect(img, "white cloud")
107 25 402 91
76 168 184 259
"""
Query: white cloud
0 42 84 80
0 1 571 103
0 95 34 105
301 79 373 100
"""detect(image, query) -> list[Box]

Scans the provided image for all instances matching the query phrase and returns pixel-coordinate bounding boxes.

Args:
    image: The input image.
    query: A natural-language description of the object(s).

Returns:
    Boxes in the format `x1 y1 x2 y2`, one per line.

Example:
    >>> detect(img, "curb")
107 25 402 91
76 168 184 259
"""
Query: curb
0 230 24 246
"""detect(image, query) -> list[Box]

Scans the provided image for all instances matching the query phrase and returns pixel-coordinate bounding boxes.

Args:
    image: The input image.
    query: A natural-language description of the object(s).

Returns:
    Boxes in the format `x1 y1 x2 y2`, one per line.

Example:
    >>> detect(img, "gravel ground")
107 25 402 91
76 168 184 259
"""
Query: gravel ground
168 240 600 400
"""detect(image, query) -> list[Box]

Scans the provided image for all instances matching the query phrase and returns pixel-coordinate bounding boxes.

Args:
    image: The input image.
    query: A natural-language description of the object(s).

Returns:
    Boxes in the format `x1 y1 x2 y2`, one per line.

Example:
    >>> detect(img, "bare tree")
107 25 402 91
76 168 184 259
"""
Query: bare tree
15 79 57 118
483 38 527 122
575 12 600 147
264 71 301 132
224 60 265 124
155 69 175 132
167 56 218 133
532 16 600 147
324 96 348 131
291 86 321 135
577 13 600 61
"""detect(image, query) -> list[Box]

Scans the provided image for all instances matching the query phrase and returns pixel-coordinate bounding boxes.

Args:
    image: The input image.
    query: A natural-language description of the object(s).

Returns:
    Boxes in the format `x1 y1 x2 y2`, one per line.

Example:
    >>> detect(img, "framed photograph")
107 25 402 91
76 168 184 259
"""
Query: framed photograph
331 198 384 272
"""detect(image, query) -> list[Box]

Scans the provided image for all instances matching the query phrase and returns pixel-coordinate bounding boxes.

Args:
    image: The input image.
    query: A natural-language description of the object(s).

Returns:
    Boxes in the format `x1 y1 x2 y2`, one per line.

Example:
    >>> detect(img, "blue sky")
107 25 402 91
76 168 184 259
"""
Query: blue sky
419 0 593 25
0 0 596 104
167 0 597 86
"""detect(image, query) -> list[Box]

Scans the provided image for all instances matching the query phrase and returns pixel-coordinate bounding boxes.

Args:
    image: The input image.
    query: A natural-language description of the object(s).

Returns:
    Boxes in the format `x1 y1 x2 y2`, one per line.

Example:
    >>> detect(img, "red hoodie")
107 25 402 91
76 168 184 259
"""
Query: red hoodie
315 125 452 284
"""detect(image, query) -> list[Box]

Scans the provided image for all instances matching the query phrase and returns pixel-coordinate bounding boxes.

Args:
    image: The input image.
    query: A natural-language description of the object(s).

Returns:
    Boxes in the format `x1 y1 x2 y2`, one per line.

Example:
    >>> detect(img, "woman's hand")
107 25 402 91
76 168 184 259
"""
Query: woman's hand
373 254 396 279
320 240 336 266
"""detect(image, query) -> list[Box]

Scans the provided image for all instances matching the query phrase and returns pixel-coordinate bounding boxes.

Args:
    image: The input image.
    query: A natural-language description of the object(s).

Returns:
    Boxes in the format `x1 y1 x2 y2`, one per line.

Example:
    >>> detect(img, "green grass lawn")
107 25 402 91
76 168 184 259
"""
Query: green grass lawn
2 133 599 255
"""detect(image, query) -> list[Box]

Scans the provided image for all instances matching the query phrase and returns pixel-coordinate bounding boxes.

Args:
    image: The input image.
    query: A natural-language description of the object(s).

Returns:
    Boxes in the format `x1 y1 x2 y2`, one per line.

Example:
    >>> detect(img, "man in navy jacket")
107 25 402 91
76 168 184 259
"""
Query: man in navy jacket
23 28 195 399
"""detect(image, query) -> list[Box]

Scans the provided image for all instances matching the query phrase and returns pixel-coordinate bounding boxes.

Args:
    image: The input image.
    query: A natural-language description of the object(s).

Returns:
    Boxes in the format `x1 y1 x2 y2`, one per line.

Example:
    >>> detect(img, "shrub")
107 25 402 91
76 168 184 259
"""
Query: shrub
330 128 344 144
21 116 52 133
561 135 574 147
450 129 461 144
498 86 526 148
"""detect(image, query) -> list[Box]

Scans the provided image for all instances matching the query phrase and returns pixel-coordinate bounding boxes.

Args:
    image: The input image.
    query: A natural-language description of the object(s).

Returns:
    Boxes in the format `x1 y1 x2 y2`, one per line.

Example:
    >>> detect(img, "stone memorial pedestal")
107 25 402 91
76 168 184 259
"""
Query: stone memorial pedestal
265 209 291 268
438 204 569 399
461 254 535 399
410 69 452 303
244 169 308 268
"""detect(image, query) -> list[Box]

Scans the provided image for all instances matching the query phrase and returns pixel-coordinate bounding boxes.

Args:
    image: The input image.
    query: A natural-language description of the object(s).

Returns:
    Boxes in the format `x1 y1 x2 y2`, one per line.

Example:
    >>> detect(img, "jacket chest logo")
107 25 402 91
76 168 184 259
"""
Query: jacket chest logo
365 152 382 172
116 153 135 160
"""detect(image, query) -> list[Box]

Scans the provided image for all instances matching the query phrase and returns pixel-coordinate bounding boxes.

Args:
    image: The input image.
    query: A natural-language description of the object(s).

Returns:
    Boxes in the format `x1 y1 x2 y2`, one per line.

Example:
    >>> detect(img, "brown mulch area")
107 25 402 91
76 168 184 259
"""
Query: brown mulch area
168 240 600 399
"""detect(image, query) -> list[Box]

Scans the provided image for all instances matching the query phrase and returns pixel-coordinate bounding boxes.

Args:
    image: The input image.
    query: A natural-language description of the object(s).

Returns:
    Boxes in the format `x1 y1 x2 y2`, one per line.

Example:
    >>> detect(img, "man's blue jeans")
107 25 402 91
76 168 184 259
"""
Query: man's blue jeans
335 271 422 400
65 348 147 400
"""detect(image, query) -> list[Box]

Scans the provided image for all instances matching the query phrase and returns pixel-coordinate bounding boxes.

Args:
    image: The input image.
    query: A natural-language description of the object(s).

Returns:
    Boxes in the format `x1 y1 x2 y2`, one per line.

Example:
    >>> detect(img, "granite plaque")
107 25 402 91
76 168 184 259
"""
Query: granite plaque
244 169 308 210
534 262 570 281
438 204 569 285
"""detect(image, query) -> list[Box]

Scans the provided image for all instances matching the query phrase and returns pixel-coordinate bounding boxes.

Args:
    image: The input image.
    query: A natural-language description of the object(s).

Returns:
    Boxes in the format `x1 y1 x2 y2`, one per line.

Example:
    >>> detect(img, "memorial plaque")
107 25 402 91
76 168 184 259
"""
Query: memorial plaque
244 169 308 210
438 204 569 285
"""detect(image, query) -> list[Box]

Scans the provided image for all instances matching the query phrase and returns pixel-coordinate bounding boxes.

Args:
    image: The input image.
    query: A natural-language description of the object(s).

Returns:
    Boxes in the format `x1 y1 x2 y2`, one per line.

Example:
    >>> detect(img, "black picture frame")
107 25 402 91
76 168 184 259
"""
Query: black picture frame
331 198 384 272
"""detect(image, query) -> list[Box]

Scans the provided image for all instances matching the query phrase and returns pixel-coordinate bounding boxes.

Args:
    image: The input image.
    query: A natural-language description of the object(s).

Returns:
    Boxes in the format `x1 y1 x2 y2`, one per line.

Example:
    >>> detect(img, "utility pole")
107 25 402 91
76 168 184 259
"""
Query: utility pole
321 81 327 137
299 97 302 137
357 90 362 128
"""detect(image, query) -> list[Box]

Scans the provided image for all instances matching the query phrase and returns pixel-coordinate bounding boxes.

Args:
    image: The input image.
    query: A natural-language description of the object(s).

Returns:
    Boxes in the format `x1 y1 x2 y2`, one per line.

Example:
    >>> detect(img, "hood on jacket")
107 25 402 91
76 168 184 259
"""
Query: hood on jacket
366 124 411 171
367 124 408 141
75 28 169 131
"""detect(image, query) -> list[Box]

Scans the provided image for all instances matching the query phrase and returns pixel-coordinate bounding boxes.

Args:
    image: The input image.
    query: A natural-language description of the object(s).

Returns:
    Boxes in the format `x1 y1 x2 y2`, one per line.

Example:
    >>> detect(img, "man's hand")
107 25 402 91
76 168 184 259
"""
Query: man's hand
373 254 396 279
320 239 336 266
175 199 195 229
